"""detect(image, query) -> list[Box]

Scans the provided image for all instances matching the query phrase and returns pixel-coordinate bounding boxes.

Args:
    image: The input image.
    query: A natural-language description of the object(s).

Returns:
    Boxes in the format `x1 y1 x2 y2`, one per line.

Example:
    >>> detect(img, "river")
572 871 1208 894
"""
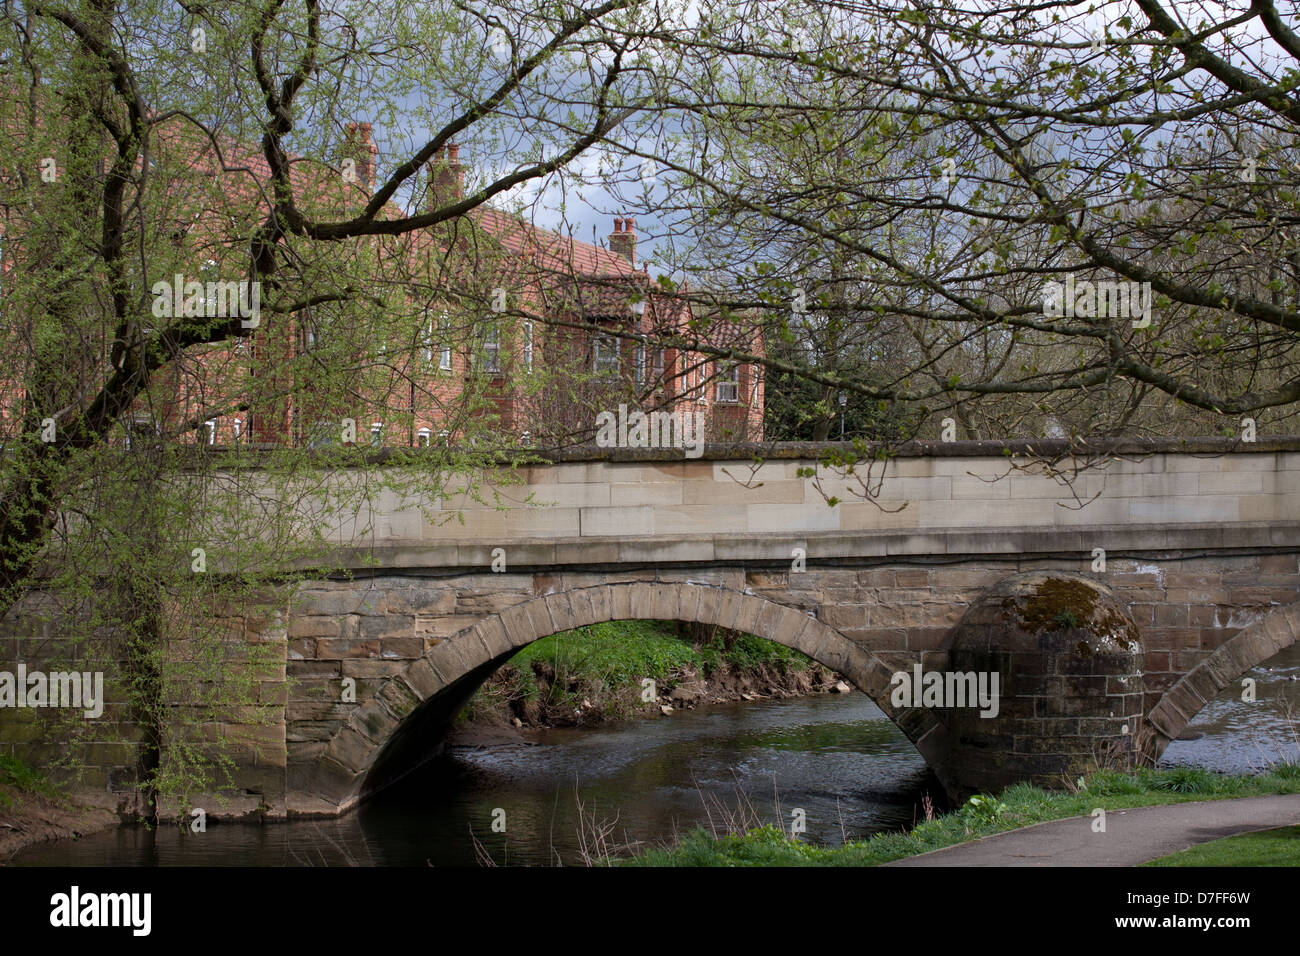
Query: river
10 644 1299 866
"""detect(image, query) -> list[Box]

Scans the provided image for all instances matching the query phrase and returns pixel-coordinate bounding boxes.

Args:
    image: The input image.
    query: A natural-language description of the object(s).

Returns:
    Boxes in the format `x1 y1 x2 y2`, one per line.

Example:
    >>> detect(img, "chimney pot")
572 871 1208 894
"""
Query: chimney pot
343 122 377 191
608 215 636 265
429 142 465 206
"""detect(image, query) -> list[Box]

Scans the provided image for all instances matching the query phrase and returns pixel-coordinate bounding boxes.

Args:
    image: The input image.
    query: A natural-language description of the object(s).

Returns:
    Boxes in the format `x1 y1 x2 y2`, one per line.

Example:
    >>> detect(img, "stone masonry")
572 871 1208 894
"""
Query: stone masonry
3 438 1299 817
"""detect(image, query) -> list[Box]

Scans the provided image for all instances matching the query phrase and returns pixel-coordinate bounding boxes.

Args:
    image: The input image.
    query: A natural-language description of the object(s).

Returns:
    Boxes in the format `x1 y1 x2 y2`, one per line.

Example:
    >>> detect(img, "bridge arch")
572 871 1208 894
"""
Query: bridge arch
298 580 946 813
1143 602 1300 762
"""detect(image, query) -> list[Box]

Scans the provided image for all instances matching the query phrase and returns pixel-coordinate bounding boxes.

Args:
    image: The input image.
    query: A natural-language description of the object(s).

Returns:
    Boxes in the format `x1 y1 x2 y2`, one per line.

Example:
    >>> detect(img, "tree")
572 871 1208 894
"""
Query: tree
0 0 683 814
614 0 1300 442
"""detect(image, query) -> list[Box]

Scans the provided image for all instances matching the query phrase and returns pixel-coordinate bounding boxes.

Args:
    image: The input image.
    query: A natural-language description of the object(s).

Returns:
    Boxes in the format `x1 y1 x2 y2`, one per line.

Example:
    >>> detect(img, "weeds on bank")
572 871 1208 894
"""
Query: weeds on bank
0 754 62 809
621 762 1300 866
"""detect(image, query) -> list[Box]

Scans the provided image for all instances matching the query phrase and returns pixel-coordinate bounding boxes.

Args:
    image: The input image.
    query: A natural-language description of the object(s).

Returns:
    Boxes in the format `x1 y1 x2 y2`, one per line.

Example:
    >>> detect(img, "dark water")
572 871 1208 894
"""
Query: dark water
11 692 938 866
13 643 1299 867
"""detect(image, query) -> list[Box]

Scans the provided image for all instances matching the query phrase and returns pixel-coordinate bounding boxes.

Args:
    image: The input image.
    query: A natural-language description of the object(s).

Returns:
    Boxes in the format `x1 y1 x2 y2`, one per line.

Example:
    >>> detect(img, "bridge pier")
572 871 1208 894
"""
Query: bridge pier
936 572 1145 800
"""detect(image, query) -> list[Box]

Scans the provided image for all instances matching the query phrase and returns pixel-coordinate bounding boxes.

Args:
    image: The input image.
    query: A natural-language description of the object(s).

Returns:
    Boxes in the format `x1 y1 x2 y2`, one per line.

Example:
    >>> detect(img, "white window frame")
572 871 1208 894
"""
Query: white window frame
593 335 619 377
716 362 740 403
370 422 384 447
523 320 534 373
427 310 453 371
198 258 219 315
481 321 501 373
634 339 646 385
417 427 431 447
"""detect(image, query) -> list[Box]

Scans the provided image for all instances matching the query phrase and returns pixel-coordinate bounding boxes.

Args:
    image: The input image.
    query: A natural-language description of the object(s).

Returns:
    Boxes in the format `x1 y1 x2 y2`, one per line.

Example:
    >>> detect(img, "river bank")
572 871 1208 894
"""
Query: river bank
0 757 120 863
624 763 1300 866
451 619 848 738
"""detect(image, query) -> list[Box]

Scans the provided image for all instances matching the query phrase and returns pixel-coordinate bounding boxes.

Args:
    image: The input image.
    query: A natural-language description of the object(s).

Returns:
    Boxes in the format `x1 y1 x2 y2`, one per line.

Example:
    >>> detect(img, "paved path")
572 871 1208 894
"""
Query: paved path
883 794 1300 866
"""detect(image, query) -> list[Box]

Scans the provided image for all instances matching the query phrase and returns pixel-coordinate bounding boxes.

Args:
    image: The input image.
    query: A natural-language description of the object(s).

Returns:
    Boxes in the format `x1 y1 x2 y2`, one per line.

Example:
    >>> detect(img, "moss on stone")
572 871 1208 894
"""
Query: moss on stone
1002 576 1141 652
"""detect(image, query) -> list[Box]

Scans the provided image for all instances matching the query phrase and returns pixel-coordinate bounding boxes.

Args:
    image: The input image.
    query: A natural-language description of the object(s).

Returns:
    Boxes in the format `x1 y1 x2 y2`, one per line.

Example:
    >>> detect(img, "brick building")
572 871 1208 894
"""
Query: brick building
0 121 763 450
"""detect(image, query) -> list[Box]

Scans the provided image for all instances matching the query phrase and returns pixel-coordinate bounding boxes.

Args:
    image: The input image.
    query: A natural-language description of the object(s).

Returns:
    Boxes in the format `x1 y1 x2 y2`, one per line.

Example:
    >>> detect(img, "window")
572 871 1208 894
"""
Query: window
635 339 646 385
716 362 740 403
417 427 431 447
205 419 216 445
370 422 384 447
198 259 219 315
303 314 322 351
232 417 243 442
593 335 619 377
481 321 501 372
523 320 534 373
306 421 336 448
426 311 452 370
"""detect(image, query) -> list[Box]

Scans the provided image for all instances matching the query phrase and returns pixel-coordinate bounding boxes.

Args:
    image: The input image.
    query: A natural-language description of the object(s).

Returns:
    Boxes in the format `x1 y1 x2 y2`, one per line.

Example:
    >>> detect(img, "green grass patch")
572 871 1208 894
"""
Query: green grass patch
1141 825 1300 867
0 754 61 808
696 630 811 674
623 764 1300 866
510 620 703 696
458 620 818 723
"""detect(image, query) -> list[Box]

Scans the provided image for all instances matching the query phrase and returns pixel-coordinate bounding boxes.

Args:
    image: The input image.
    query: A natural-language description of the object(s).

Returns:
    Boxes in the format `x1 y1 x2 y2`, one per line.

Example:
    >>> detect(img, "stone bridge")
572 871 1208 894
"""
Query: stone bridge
7 438 1300 818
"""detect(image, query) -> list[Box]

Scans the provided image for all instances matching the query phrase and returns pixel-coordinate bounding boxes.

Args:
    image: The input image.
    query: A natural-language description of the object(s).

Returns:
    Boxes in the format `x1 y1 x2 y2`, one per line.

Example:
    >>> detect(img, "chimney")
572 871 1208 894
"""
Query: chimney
343 122 377 191
429 143 465 207
608 215 636 264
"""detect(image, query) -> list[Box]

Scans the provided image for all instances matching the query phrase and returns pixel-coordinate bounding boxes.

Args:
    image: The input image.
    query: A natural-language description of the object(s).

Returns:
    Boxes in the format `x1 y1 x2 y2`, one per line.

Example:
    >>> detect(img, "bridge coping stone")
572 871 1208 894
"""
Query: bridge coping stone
313 523 1300 574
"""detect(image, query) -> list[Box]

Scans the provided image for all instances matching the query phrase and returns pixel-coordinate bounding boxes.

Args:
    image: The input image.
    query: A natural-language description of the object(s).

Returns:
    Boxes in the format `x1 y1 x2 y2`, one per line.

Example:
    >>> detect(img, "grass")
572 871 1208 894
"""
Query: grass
509 620 706 696
457 619 817 723
0 754 62 808
622 763 1300 866
1141 824 1300 867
